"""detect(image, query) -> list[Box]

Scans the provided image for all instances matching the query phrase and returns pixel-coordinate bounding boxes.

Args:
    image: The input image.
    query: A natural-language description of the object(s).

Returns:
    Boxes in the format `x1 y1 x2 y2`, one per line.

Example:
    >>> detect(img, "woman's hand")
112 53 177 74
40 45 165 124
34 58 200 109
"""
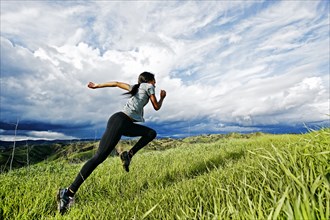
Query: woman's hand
88 82 99 89
160 90 166 99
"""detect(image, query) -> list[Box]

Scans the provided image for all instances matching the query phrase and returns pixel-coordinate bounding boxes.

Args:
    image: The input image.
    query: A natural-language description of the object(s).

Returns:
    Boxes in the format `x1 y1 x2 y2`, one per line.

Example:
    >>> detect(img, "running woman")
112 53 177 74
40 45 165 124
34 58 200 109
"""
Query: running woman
57 72 166 214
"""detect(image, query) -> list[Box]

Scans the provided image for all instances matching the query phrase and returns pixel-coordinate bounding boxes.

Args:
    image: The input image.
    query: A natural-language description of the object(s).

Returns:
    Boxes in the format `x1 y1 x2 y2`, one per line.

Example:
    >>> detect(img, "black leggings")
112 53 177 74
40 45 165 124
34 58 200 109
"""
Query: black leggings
69 112 156 193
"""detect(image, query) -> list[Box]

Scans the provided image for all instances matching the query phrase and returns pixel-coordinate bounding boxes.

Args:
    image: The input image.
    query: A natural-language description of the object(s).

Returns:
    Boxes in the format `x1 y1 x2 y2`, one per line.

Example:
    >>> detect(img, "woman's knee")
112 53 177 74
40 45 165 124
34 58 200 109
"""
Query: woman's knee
147 129 157 140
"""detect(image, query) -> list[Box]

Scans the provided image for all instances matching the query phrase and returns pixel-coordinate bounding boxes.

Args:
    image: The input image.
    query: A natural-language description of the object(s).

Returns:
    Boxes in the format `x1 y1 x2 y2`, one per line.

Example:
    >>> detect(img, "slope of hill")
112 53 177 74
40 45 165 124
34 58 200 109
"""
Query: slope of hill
0 129 329 219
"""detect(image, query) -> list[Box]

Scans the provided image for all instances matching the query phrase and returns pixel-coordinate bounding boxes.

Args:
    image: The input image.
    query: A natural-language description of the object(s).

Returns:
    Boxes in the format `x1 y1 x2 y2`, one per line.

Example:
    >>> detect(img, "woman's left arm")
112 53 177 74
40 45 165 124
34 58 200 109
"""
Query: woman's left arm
150 90 166 111
88 81 130 91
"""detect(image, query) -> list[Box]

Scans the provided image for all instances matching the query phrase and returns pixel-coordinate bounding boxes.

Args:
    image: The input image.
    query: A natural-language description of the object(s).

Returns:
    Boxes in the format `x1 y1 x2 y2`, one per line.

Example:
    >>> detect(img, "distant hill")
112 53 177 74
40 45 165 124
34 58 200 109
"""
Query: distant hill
0 139 97 172
0 139 95 150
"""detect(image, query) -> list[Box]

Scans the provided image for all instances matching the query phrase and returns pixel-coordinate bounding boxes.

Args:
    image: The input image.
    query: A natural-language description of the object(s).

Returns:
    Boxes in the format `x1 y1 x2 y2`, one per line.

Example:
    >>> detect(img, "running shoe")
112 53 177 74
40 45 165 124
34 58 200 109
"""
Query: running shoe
120 151 131 172
57 188 74 215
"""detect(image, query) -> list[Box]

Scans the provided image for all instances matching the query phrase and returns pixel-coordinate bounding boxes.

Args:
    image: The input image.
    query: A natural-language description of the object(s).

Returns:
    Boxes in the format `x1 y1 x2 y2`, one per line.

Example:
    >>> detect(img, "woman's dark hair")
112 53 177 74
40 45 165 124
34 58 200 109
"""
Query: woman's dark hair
124 71 155 97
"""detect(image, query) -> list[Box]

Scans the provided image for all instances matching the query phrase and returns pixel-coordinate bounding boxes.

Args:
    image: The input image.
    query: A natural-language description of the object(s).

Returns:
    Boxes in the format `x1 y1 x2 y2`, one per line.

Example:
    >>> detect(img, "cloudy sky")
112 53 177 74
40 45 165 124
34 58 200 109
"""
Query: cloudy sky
0 0 329 141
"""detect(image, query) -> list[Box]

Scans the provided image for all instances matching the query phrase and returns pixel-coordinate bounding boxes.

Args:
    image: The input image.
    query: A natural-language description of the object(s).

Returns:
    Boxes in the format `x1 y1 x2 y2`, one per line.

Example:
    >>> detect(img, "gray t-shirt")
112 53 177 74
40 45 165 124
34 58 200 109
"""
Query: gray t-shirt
122 83 155 122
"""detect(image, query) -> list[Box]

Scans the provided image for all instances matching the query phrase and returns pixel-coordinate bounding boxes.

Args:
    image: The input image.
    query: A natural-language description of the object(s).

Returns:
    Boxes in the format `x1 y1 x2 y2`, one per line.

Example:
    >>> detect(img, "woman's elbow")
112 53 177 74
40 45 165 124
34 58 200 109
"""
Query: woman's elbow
153 105 161 111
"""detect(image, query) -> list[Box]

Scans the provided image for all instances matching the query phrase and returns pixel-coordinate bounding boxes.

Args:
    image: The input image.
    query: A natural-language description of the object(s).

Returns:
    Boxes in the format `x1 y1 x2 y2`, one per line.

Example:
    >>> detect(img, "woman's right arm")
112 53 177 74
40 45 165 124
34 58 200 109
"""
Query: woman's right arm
88 82 130 91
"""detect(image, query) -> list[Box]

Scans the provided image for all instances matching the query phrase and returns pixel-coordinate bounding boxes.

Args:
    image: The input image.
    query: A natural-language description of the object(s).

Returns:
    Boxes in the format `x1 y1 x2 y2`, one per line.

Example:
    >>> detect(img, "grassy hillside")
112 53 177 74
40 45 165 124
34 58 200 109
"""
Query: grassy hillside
0 129 329 219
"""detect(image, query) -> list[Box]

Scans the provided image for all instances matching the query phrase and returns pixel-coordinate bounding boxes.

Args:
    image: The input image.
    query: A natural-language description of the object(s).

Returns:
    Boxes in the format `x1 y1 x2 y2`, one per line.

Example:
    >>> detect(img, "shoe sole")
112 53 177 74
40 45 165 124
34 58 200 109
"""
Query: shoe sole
57 189 69 215
120 152 130 172
56 189 62 214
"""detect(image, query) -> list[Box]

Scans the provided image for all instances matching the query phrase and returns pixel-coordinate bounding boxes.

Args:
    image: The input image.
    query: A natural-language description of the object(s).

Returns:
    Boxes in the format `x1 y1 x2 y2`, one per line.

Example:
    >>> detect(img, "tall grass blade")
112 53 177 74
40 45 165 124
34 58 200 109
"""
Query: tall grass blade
273 186 289 219
142 204 158 219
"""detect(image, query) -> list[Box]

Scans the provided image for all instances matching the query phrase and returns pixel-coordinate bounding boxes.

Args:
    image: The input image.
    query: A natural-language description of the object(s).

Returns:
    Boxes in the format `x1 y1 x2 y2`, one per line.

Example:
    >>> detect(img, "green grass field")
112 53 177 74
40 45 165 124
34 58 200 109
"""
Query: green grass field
0 129 329 219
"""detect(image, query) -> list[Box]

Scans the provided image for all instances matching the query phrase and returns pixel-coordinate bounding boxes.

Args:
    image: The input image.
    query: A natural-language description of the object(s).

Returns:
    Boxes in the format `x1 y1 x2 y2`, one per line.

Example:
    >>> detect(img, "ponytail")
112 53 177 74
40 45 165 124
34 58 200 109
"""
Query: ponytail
124 71 155 97
124 83 140 97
